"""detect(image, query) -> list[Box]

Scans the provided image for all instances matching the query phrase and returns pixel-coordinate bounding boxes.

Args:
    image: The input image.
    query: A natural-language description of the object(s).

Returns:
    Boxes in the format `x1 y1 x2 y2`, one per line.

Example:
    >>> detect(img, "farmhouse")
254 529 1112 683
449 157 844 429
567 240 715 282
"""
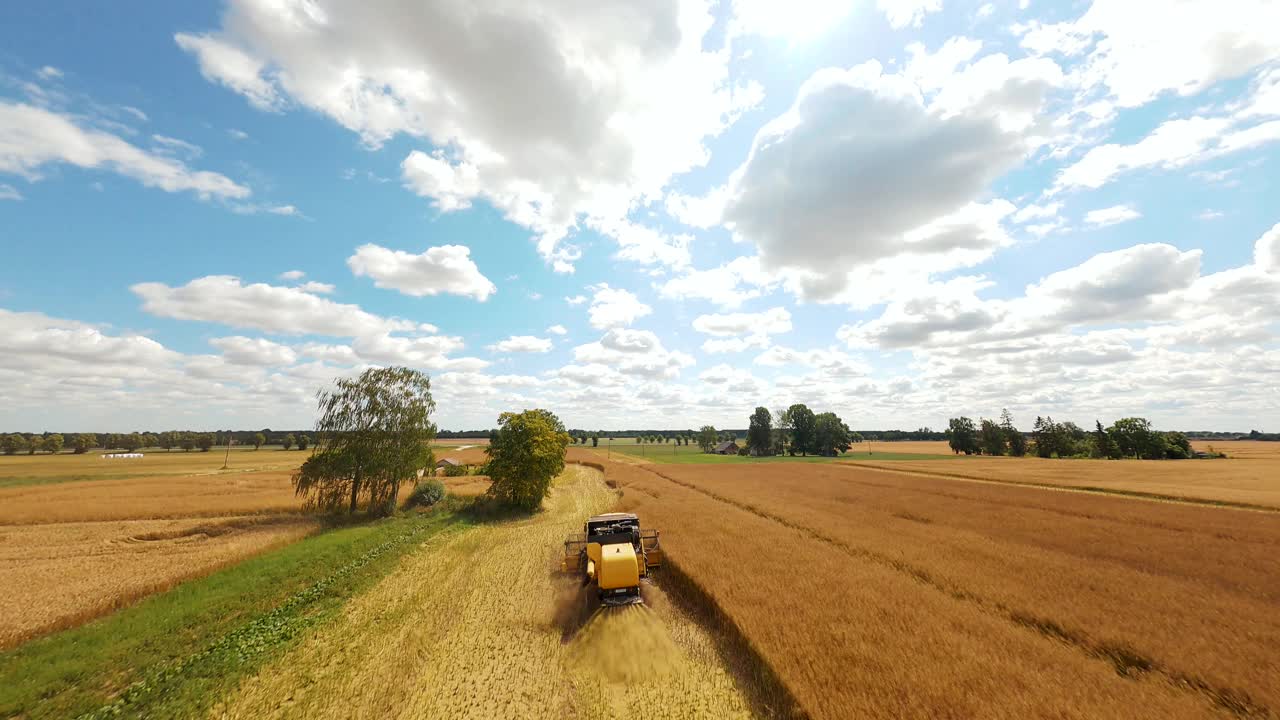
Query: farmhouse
435 458 461 469
712 440 738 455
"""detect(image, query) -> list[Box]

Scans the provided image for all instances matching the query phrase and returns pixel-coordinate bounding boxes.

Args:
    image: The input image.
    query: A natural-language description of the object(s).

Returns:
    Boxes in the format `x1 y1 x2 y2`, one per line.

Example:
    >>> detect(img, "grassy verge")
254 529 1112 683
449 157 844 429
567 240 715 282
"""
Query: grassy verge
0 505 466 719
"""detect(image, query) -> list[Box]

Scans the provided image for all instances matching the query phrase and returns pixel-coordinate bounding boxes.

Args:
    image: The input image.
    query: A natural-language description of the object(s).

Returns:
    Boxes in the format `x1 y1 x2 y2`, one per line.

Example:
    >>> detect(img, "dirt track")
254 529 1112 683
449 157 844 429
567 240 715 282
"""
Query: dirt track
212 465 754 719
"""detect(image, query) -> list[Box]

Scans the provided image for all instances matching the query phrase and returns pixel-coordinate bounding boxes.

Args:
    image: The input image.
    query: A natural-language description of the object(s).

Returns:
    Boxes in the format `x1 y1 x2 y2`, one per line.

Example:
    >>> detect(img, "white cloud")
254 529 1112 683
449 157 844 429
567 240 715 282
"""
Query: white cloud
228 128 249 140
36 66 63 80
351 332 487 371
547 325 568 336
174 33 283 111
296 281 335 294
210 336 298 366
693 307 791 337
119 106 149 123
565 295 587 306
1018 0 1280 109
131 275 425 337
182 0 760 272
347 244 496 301
572 329 694 380
701 335 771 354
721 55 1058 302
488 335 553 353
658 256 774 309
753 346 869 378
151 134 203 159
1011 201 1061 223
0 101 249 200
877 0 942 29
586 284 652 330
664 185 728 229
1196 210 1224 221
0 183 21 201
1084 204 1141 227
278 270 305 281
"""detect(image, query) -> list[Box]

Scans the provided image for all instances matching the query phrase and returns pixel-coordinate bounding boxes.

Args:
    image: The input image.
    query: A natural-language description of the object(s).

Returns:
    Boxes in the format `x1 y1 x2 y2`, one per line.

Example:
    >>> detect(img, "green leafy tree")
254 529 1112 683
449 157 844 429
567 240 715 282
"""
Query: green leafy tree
253 433 266 450
786 404 817 456
3 434 28 456
747 406 773 456
297 434 310 451
1108 417 1160 459
485 409 570 511
179 432 196 451
813 412 852 456
43 434 64 455
197 433 214 452
158 431 175 451
591 434 599 448
73 433 95 454
697 425 718 452
101 434 117 451
1163 431 1192 459
947 417 979 455
1032 416 1059 457
979 418 1007 456
293 367 437 516
1000 409 1026 457
118 433 142 452
282 433 295 451
1093 420 1120 459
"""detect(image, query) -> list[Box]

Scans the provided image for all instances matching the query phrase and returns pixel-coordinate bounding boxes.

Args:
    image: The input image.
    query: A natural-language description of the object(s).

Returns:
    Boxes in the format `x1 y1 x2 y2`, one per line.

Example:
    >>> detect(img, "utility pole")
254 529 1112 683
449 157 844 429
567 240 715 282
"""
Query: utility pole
221 435 234 470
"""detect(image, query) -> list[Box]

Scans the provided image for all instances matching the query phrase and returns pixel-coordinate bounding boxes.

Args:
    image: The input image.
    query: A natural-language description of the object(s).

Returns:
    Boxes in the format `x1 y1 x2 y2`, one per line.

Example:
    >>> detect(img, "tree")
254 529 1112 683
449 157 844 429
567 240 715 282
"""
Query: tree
635 436 642 444
787 404 817 456
3 434 29 456
253 433 266 450
179 432 196 451
697 425 718 453
813 412 852 456
101 434 117 451
141 433 157 449
197 433 214 452
591 434 599 448
1108 417 1159 459
43 434 64 455
773 408 793 456
747 406 773 456
283 433 295 451
1000 409 1027 457
297 434 310 451
979 419 1007 456
1163 431 1192 459
73 433 94 454
947 417 978 455
294 367 437 516
485 408 570 511
158 432 175 452
1093 420 1120 459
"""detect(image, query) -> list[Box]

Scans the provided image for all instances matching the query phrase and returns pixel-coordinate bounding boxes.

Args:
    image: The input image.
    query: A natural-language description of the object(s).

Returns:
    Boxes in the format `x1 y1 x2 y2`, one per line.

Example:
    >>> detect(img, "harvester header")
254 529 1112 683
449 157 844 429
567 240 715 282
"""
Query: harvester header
561 512 662 605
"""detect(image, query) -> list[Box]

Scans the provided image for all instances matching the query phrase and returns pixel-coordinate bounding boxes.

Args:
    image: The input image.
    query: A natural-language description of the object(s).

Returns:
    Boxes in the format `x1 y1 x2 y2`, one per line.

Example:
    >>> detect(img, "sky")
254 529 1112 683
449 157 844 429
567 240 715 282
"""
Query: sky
1 0 1278 433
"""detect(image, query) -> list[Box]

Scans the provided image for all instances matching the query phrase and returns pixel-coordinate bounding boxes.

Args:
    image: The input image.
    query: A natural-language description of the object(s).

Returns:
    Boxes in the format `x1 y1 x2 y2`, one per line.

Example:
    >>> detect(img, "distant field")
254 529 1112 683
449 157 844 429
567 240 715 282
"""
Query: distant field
589 451 1280 719
0 446 307 489
854 453 1280 509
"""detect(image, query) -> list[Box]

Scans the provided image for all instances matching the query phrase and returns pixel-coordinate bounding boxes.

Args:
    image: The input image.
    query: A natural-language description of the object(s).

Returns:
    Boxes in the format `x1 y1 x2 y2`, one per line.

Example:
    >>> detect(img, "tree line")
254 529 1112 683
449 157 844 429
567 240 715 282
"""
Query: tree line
0 430 313 455
946 411 1203 460
692 404 862 457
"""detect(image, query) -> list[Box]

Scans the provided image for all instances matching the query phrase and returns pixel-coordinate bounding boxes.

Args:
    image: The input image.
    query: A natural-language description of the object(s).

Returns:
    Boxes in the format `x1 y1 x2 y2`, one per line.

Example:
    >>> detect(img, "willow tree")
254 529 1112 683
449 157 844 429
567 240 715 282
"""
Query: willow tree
293 367 436 516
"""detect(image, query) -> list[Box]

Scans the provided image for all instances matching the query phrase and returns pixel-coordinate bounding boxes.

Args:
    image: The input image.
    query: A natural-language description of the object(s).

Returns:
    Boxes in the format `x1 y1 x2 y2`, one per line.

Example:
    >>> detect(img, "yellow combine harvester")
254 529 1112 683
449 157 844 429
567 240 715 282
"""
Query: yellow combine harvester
561 512 662 605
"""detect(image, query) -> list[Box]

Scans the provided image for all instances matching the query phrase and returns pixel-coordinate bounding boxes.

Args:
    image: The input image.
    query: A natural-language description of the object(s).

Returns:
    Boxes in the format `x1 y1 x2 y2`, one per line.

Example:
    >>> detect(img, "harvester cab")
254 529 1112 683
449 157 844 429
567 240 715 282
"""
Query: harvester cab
561 512 662 605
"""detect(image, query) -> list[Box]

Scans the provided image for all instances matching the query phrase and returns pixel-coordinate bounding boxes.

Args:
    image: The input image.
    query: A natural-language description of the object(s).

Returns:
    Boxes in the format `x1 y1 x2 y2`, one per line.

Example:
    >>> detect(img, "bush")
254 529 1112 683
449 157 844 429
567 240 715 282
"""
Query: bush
406 479 446 508
442 463 469 477
737 446 750 457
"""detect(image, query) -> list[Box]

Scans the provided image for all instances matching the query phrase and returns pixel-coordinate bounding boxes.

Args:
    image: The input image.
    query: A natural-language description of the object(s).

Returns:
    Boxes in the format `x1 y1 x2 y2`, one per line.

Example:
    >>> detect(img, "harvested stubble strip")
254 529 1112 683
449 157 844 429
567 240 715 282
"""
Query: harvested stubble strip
574 452 1228 720
650 463 1280 715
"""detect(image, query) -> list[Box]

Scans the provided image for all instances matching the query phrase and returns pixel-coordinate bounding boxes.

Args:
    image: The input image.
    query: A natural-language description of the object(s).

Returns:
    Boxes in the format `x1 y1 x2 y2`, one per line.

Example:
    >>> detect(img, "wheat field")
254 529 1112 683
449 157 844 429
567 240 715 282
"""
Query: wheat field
213 464 755 719
578 448 1280 719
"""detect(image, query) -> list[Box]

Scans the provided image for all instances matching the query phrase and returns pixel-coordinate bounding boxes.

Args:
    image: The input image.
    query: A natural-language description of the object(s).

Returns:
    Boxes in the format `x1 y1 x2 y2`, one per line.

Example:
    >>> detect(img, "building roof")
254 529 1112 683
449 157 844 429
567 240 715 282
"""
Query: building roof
713 440 737 452
436 458 461 466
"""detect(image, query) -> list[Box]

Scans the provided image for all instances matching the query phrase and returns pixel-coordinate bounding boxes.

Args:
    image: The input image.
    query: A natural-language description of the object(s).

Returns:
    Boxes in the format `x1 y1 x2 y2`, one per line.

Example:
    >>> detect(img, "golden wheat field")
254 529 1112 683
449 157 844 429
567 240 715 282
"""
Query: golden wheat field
0 515 318 648
213 464 756 720
857 451 1280 508
574 449 1280 719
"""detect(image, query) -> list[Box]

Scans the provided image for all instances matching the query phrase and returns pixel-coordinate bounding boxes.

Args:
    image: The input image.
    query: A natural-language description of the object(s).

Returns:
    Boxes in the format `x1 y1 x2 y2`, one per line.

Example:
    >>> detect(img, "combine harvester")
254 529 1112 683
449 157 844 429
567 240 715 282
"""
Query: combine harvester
562 512 663 605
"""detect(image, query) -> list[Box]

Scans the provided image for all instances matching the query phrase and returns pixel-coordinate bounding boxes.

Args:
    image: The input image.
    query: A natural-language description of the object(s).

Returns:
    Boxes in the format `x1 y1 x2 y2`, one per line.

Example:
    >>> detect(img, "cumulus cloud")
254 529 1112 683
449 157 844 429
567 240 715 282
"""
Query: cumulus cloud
586 284 652 330
0 101 249 200
178 0 759 271
657 256 774 309
720 53 1059 302
877 0 942 29
131 275 425 337
278 269 305 281
488 335 553 353
693 307 792 337
1083 204 1141 227
347 244 495 301
209 336 298 366
0 183 21 201
547 324 568 336
572 329 694 380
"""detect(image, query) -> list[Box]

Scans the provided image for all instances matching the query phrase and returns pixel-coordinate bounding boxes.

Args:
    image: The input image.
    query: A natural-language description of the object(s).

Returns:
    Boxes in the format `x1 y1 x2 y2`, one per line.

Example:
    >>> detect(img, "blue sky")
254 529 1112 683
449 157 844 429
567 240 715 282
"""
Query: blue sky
2 0 1278 432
